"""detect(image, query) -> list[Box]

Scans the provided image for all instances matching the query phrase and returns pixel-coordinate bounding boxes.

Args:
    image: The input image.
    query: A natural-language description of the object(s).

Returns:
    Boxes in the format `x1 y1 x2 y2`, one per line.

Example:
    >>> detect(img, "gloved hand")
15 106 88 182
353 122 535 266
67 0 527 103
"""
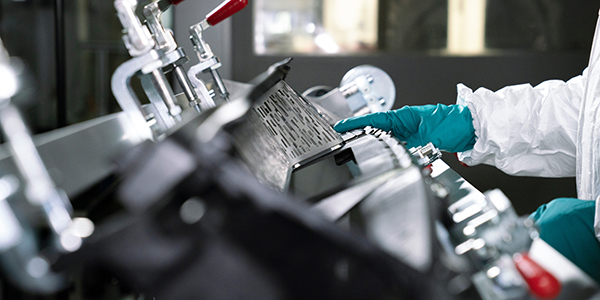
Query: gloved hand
530 198 600 284
333 104 476 153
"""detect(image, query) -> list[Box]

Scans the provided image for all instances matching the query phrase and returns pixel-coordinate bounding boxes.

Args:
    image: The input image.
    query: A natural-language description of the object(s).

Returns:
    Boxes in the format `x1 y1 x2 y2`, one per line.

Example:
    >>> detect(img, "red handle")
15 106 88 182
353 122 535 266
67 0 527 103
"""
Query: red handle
168 0 185 5
206 0 248 26
514 253 561 299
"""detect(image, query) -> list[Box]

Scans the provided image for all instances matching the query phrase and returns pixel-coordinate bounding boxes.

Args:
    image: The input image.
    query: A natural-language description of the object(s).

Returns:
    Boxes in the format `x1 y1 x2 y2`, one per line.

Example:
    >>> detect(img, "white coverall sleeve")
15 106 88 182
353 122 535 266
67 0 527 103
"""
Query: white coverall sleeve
456 72 585 177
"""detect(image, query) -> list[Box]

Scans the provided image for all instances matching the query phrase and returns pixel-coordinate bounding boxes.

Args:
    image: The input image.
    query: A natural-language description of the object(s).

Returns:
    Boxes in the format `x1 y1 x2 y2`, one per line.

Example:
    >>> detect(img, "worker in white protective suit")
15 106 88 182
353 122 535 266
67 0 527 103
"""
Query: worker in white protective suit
334 12 600 284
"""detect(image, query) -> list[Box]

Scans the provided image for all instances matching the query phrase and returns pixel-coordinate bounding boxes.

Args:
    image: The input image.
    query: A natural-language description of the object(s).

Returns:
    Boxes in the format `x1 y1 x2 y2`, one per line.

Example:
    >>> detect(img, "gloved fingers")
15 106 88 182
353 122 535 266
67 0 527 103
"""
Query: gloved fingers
333 112 395 133
332 116 366 132
334 104 476 153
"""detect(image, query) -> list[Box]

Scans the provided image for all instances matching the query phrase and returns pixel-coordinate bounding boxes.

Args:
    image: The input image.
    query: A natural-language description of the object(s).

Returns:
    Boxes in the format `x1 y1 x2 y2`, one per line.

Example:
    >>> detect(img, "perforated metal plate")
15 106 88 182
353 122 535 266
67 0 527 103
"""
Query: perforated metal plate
255 81 342 165
233 80 343 191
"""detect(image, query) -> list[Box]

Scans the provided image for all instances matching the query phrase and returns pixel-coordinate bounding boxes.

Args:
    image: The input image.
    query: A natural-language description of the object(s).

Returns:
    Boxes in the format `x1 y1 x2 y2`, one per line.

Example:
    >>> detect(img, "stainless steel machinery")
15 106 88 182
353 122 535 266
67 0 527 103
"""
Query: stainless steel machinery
230 64 599 300
0 1 598 299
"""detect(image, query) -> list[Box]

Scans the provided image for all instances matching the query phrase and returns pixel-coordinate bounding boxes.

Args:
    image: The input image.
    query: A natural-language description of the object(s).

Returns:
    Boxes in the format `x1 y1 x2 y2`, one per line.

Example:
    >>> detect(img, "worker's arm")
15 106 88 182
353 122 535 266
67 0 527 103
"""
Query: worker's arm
456 71 585 177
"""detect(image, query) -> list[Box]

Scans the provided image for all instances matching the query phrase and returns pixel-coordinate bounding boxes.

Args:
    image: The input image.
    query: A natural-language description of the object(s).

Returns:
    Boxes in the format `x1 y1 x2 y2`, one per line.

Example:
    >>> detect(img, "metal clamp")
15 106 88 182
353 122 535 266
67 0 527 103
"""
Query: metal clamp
111 49 165 141
114 0 155 57
187 0 249 104
141 0 204 112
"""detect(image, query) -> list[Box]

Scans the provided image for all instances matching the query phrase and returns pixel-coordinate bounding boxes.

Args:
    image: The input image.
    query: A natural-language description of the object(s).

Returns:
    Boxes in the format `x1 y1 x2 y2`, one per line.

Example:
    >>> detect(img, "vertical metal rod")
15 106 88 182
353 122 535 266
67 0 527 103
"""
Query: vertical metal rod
173 65 201 110
149 69 181 118
173 66 197 101
209 69 229 102
55 0 67 128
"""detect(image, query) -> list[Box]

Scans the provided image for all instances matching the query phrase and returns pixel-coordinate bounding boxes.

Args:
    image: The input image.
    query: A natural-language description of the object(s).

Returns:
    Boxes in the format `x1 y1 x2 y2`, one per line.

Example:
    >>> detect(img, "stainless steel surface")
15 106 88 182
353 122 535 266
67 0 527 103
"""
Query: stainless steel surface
296 127 436 274
233 80 343 190
430 161 531 257
346 127 412 177
430 160 554 299
360 165 433 272
0 112 142 198
252 81 342 166
231 109 291 190
312 170 398 221
299 126 434 272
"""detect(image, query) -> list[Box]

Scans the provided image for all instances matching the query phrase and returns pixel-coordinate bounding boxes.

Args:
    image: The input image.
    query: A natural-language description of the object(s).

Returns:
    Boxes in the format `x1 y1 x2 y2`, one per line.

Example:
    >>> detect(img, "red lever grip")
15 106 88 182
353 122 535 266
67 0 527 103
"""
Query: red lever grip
514 253 561 299
168 0 185 5
206 0 248 26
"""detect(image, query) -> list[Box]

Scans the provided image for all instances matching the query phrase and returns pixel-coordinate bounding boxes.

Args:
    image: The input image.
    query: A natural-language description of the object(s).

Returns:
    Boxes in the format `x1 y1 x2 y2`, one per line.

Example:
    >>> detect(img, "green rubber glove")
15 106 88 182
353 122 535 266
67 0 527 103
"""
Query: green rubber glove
333 104 476 153
530 198 600 284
